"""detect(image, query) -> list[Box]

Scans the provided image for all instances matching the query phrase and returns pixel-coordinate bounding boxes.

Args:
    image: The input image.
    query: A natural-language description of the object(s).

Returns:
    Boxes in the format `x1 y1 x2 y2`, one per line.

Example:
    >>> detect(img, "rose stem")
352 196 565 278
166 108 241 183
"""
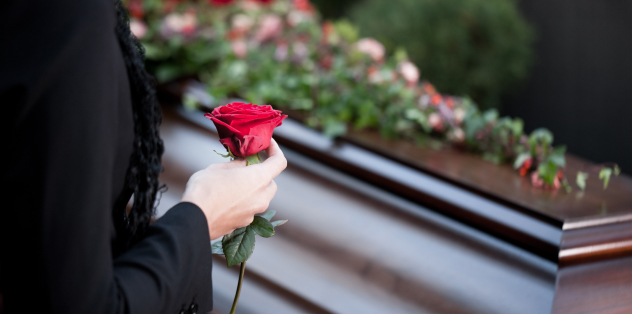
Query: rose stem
229 261 247 314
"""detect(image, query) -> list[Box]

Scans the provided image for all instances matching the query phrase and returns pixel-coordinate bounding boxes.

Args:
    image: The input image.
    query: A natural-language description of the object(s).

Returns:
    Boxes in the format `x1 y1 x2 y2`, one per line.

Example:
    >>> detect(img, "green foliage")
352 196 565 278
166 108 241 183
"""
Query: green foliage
220 211 286 267
349 0 534 109
576 172 588 191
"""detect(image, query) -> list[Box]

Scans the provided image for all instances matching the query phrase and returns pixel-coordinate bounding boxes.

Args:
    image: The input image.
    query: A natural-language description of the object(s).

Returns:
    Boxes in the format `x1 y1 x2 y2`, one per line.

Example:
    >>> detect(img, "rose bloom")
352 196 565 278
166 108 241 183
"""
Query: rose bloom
205 102 287 157
161 12 197 37
130 18 147 39
453 107 465 124
255 14 283 42
231 40 248 58
293 0 315 12
449 128 465 143
519 158 532 176
428 112 443 131
287 10 313 27
356 38 385 62
397 61 420 86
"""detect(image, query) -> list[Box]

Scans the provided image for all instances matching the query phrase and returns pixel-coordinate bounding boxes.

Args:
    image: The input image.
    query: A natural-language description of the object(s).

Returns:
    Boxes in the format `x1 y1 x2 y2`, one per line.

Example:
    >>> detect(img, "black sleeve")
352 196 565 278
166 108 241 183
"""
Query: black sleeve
0 0 213 313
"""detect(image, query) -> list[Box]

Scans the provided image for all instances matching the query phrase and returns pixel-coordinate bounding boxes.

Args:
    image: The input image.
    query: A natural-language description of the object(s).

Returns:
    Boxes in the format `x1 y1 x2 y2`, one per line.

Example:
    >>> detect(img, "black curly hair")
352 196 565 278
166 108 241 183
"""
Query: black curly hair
112 0 165 254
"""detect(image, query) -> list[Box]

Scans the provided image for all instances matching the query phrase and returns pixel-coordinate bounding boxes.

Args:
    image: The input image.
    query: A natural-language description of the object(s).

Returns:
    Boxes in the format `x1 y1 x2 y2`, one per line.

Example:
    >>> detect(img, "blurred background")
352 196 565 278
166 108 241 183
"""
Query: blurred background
311 0 632 174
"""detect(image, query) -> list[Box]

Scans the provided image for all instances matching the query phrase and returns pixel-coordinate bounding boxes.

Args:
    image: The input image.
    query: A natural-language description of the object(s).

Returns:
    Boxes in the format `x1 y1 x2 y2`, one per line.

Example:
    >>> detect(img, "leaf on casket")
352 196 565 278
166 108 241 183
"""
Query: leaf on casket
513 152 531 169
599 167 613 190
576 171 588 191
249 216 275 238
245 153 260 166
211 241 224 255
538 161 558 186
271 220 288 227
260 210 276 221
222 226 256 267
548 146 566 167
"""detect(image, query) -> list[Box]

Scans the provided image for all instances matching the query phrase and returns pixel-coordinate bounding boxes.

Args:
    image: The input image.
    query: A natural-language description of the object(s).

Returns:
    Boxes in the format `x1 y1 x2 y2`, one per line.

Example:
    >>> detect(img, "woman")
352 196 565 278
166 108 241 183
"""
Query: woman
0 0 286 313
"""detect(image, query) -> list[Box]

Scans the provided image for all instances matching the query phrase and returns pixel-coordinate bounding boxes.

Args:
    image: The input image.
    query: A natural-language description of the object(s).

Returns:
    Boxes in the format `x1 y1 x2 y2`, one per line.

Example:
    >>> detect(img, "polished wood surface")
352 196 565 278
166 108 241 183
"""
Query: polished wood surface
344 129 632 226
552 255 632 314
158 107 557 314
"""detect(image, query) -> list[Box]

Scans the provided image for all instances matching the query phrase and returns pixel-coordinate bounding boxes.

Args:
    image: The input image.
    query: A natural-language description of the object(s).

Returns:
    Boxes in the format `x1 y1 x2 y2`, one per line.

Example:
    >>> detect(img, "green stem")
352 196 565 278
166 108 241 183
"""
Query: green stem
229 261 247 314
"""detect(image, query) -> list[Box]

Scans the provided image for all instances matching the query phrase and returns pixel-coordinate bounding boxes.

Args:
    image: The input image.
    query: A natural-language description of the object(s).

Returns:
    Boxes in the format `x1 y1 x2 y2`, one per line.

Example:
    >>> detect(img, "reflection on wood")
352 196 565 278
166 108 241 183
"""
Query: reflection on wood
552 256 632 314
158 107 556 313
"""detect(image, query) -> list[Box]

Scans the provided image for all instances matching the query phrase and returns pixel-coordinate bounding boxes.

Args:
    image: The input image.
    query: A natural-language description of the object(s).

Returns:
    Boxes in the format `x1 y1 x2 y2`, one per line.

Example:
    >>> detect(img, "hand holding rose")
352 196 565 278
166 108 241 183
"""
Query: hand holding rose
181 138 287 240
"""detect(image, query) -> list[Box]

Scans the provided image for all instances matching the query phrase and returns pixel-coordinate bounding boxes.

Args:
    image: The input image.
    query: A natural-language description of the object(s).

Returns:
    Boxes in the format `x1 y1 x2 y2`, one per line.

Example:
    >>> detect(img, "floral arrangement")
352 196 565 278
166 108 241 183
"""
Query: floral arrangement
126 0 619 191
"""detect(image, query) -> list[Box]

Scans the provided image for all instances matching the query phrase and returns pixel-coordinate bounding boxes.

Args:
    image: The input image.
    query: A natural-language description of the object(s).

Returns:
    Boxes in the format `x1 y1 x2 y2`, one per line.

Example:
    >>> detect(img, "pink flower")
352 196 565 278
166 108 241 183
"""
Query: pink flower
231 40 248 58
397 61 420 86
161 12 197 38
531 172 544 188
428 112 443 131
130 18 147 39
356 38 385 62
255 14 283 42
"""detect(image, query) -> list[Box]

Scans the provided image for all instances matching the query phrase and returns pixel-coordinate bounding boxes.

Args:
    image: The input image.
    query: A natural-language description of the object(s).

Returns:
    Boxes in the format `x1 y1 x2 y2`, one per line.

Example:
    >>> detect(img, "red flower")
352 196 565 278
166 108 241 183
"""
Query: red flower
128 0 144 19
519 158 532 176
430 94 443 106
293 0 315 12
205 103 287 157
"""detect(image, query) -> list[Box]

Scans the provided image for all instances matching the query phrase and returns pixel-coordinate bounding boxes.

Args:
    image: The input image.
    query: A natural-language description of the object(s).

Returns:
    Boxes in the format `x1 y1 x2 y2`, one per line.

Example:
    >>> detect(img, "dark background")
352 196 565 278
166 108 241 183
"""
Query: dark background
313 0 632 174
502 0 632 174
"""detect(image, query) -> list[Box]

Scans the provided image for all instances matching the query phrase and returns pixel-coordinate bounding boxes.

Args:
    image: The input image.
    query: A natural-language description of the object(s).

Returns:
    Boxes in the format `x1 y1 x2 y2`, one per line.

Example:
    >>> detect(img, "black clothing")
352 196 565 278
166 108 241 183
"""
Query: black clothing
0 0 213 313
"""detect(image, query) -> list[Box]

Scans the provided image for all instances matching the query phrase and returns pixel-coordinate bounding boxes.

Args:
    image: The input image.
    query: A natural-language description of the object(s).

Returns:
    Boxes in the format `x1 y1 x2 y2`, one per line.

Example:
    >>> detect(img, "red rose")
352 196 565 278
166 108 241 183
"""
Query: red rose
205 102 287 157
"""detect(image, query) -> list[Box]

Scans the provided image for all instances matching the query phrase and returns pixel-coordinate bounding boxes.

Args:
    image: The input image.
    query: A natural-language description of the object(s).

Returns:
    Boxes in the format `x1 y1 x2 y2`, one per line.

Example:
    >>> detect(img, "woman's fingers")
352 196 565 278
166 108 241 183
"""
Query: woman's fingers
254 139 287 180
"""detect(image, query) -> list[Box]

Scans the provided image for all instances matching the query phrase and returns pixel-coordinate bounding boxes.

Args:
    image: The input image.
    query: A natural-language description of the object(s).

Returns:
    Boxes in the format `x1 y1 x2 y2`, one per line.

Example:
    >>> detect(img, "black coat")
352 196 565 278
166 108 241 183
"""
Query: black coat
0 0 213 313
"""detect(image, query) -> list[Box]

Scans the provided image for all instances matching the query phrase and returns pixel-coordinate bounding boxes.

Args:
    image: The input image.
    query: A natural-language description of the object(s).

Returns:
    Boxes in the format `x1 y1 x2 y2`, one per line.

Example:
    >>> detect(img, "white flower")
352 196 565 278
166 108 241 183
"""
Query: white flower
232 14 254 32
454 107 466 124
130 18 147 39
449 128 465 143
356 38 385 62
287 10 313 27
398 61 420 86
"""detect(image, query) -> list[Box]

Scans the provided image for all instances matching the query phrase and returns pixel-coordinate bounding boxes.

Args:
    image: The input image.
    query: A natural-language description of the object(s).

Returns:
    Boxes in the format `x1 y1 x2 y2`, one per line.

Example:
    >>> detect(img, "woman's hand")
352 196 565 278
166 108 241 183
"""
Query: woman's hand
181 139 287 240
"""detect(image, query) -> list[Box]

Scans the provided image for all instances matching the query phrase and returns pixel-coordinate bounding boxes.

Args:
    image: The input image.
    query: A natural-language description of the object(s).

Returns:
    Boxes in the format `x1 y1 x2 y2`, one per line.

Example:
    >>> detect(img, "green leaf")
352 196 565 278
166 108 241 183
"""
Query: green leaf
271 220 288 227
547 145 566 167
250 216 275 238
614 165 621 176
222 227 256 267
599 167 613 189
211 241 224 255
576 171 588 191
513 152 531 169
538 161 558 185
260 210 276 221
245 153 260 166
529 128 554 146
